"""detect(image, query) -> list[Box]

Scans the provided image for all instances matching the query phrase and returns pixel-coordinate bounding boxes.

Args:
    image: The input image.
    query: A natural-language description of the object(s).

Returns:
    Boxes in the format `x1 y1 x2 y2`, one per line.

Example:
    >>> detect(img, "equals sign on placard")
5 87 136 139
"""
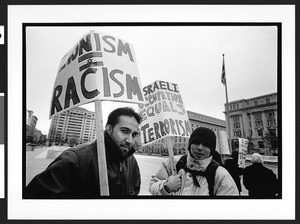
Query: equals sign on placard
78 52 103 71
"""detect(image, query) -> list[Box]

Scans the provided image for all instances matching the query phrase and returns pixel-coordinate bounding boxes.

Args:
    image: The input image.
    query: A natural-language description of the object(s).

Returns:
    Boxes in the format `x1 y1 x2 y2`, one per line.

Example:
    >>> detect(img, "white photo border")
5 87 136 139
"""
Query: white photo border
8 5 295 220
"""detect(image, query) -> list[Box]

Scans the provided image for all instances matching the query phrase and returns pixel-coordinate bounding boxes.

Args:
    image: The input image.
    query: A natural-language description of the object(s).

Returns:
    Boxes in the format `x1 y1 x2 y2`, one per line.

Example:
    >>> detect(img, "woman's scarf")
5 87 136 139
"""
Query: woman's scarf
184 152 213 187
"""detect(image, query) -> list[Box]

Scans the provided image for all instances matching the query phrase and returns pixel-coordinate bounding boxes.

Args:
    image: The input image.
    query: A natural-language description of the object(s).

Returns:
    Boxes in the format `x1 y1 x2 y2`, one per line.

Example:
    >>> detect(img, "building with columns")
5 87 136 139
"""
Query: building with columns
224 92 278 155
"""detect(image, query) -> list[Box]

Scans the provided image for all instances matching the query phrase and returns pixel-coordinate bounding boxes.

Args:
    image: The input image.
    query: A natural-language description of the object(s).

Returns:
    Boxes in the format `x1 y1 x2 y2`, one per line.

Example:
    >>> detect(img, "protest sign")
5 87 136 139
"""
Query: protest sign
216 130 230 155
49 30 144 118
238 137 249 168
49 30 144 195
139 80 191 145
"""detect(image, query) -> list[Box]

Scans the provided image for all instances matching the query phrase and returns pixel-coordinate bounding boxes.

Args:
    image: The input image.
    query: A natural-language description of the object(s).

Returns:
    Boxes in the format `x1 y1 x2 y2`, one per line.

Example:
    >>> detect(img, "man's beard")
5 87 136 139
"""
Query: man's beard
119 143 131 153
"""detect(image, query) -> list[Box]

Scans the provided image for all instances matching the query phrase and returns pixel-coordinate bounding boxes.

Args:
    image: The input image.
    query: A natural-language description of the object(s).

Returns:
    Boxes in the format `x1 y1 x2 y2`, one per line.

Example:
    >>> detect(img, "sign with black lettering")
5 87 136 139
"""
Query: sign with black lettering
139 80 191 145
238 137 249 168
49 30 144 118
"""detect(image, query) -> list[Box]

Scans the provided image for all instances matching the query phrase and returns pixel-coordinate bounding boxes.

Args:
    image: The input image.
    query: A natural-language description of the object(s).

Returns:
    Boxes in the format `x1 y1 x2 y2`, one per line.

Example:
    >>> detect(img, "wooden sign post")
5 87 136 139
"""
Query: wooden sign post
49 31 144 196
166 136 177 175
95 100 109 195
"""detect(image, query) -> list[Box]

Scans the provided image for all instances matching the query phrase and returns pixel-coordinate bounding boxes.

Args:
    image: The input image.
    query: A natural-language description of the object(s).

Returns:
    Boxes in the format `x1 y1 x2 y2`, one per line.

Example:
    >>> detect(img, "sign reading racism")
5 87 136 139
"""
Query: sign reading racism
238 137 249 168
49 30 144 118
139 80 191 145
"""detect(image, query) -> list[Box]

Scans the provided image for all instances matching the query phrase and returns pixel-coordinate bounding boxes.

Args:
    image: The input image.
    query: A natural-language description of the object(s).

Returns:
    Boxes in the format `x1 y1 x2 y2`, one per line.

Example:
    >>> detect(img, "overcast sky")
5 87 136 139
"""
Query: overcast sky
26 25 277 134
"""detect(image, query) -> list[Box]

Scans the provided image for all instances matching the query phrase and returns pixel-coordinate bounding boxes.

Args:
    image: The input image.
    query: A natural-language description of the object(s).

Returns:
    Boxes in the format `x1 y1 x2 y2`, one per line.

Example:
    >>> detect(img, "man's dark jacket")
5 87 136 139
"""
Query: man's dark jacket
243 163 279 198
224 158 243 193
25 131 141 198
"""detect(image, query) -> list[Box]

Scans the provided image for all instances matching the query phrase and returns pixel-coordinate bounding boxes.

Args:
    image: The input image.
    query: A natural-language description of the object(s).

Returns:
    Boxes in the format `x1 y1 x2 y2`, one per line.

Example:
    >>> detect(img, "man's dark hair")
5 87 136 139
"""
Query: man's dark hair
106 107 142 128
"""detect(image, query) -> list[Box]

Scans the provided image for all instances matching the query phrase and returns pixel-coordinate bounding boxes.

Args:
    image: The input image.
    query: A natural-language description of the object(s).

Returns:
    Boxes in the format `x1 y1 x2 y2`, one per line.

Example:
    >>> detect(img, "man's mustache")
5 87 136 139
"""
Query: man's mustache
120 143 131 148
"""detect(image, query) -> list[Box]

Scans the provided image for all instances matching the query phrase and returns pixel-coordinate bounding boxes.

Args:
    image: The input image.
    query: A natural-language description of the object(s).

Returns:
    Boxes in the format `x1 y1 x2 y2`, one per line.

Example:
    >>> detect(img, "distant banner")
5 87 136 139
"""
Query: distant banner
49 30 144 118
139 80 191 145
216 130 230 155
238 138 249 168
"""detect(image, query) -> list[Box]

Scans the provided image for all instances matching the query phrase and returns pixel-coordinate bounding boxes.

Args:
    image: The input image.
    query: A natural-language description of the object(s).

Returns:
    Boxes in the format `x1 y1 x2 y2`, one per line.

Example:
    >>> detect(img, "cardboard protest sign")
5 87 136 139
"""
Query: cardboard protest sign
215 130 230 155
139 80 191 146
238 137 249 168
48 30 144 196
49 30 144 118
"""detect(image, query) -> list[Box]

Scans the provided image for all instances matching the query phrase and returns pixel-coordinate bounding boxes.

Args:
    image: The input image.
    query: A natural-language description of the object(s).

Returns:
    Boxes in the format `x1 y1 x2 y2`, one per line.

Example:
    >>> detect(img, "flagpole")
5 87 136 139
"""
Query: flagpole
222 54 232 154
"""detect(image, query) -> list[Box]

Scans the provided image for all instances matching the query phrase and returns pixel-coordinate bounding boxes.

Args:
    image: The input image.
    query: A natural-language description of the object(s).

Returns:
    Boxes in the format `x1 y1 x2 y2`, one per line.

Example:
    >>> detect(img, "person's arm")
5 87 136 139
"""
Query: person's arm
214 166 239 196
25 150 80 198
242 168 250 190
268 170 279 195
133 159 141 196
149 158 182 195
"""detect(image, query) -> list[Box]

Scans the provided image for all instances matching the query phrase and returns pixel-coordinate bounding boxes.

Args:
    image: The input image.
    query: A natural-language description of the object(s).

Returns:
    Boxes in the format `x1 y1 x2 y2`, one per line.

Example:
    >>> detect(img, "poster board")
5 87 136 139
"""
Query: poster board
238 137 249 168
49 30 144 118
139 80 191 146
216 130 231 155
48 30 145 195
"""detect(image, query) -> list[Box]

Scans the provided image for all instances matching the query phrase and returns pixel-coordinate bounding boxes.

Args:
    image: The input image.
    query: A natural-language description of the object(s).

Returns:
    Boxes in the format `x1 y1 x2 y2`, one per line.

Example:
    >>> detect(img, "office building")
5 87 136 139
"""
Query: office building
26 109 38 142
48 107 96 144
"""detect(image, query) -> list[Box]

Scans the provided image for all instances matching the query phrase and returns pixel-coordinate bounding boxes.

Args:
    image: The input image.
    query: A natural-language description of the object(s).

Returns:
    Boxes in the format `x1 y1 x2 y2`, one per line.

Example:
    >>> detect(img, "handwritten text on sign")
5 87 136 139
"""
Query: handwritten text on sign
49 30 144 118
139 80 191 145
238 138 249 168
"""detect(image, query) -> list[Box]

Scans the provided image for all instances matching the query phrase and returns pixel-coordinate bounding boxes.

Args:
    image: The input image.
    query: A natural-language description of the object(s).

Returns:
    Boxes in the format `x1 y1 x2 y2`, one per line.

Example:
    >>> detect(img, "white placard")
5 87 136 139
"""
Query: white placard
139 80 191 145
50 30 144 118
216 130 230 155
238 137 249 168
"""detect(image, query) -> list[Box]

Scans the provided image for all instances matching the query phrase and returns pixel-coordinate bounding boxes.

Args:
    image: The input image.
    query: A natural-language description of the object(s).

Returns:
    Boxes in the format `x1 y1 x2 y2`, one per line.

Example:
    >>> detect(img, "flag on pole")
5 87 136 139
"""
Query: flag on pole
221 54 226 85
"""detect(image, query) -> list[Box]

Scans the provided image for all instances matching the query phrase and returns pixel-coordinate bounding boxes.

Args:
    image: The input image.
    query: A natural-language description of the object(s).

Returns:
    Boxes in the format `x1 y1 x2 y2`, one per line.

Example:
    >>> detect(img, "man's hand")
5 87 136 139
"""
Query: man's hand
165 172 182 193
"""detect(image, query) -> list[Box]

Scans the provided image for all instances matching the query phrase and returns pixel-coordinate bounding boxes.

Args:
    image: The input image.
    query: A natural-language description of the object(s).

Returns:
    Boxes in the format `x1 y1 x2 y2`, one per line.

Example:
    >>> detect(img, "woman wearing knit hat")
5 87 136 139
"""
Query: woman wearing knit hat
149 127 239 196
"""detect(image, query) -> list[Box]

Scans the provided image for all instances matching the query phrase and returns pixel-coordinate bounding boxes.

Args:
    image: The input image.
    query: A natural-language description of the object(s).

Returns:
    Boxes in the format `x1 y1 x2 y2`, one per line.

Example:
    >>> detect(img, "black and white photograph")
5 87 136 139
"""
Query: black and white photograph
6 4 296 222
24 24 280 198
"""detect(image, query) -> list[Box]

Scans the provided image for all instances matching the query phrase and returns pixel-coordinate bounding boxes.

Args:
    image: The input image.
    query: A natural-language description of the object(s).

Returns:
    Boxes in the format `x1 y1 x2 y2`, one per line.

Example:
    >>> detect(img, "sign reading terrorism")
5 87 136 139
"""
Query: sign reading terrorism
49 30 144 118
139 80 191 145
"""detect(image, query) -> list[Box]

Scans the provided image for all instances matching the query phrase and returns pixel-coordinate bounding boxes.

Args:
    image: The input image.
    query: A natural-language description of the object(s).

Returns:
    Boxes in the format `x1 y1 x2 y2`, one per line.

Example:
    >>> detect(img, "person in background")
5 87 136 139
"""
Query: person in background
224 151 244 195
149 127 239 196
243 153 279 198
212 150 224 167
26 107 142 198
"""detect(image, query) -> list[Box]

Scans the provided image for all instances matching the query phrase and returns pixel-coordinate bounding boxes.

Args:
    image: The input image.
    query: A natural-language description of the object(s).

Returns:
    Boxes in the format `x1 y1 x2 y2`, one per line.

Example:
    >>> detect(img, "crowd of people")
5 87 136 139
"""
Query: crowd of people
25 107 279 198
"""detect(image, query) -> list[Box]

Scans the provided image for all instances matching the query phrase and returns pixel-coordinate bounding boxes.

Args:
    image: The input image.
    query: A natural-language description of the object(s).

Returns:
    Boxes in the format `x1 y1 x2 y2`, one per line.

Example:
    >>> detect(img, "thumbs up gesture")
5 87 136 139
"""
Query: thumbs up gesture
165 172 182 193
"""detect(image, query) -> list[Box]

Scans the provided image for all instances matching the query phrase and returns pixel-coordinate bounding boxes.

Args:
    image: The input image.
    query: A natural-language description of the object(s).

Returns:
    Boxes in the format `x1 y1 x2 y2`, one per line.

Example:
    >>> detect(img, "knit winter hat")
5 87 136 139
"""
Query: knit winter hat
188 127 216 156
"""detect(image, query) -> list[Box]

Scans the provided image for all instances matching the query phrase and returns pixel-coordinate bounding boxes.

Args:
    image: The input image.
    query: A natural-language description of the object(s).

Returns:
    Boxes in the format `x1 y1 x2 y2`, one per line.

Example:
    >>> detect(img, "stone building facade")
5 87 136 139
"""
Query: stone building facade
26 109 38 142
225 92 278 155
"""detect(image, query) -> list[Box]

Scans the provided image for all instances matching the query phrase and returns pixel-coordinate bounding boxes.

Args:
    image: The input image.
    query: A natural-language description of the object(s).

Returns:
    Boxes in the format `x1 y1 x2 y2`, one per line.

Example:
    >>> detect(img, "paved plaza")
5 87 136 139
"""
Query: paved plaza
26 146 278 196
